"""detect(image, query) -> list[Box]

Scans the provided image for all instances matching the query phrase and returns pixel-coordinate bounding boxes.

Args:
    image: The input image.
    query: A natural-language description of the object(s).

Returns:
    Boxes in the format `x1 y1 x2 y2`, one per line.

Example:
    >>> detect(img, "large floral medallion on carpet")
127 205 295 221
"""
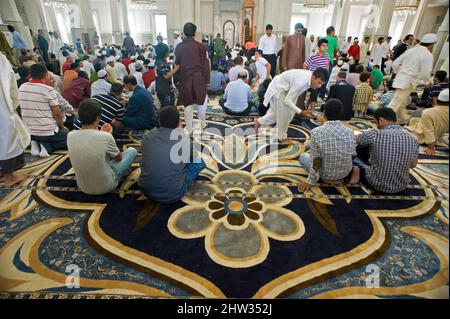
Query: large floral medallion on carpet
0 114 448 299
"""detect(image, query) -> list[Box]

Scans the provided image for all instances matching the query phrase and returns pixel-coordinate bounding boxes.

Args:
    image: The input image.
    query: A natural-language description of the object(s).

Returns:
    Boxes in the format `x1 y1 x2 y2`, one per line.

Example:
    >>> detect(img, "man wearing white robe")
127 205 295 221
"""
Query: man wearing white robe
254 69 327 144
0 52 30 186
371 37 385 67
389 33 437 124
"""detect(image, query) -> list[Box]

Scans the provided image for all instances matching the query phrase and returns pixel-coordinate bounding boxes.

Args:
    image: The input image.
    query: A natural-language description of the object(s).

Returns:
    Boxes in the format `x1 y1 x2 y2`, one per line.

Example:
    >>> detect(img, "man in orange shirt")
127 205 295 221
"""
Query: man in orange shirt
62 61 82 91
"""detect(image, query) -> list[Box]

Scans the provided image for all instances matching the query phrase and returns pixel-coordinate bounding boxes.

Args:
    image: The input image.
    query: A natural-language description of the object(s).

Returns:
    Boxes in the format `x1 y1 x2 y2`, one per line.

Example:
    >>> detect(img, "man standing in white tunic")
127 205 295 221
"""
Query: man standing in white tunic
389 33 437 124
0 52 30 186
371 37 386 67
258 24 278 78
173 31 183 53
254 68 328 145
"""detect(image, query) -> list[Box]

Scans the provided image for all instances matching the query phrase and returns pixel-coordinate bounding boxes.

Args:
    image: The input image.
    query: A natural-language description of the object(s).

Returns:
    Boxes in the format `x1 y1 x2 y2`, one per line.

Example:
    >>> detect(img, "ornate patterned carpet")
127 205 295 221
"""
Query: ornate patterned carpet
0 101 448 299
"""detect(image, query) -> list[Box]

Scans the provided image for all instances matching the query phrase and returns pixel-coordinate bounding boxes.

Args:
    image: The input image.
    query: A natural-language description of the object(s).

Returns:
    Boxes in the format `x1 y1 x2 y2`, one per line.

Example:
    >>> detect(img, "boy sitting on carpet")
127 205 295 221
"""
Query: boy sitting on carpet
139 106 206 204
67 99 138 195
298 99 360 192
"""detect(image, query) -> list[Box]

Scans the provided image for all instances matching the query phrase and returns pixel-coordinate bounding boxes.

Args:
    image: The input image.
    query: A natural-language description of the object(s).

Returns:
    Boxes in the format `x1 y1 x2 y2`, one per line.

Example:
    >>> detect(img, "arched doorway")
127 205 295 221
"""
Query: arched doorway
223 20 235 47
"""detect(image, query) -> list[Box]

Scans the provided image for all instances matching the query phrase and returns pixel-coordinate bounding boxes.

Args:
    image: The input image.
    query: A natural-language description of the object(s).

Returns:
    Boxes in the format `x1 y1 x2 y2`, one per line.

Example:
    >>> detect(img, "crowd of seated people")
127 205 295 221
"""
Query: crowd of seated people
1 23 448 204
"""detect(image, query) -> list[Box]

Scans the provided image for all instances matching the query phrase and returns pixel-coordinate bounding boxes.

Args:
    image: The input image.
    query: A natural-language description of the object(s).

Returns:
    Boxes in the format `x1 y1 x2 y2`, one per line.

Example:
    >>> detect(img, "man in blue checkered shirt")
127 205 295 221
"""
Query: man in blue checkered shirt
354 107 419 194
298 99 360 192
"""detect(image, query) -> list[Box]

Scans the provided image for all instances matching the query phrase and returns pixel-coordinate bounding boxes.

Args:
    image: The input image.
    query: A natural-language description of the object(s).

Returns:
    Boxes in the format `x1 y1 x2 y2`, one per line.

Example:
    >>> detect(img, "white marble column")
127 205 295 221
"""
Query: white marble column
109 0 122 44
68 0 97 51
338 0 351 37
167 0 195 44
194 0 214 41
364 0 395 47
1 0 33 49
433 9 449 71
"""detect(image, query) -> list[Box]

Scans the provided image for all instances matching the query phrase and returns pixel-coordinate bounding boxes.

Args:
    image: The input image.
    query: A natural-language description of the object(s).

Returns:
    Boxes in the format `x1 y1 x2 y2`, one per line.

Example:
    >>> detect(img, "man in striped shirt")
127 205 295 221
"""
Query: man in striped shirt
18 63 68 158
73 83 125 131
304 38 330 107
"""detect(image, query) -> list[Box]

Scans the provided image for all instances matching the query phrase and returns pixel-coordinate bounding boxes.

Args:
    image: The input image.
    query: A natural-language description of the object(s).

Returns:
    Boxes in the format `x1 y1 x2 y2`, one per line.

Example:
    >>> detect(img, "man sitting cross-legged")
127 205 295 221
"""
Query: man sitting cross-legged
139 106 206 204
298 99 360 192
219 71 255 116
67 99 138 195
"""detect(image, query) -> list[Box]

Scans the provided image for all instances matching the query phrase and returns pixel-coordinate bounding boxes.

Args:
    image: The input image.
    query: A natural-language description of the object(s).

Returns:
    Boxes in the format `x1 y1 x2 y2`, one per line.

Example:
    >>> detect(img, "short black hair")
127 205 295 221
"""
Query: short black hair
374 107 397 123
324 99 343 121
302 27 308 36
62 50 69 57
317 38 328 47
312 68 329 82
337 71 347 80
71 62 80 70
326 26 335 34
404 34 414 42
266 24 273 30
29 63 48 80
212 63 219 71
435 70 447 82
7 25 15 32
78 99 102 125
45 62 55 73
238 71 247 80
355 64 364 73
378 37 384 42
360 71 372 83
373 65 380 69
255 49 263 55
123 75 138 86
111 83 124 95
234 56 244 65
18 66 29 78
94 63 103 72
159 106 180 129
183 22 197 38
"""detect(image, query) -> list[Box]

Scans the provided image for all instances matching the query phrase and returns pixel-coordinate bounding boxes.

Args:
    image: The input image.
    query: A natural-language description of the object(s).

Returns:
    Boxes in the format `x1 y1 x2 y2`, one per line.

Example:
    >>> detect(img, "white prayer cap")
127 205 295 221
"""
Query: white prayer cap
115 55 121 61
251 56 256 61
438 89 449 103
96 52 102 57
97 70 107 78
174 31 180 35
341 63 349 70
337 60 344 67
101 50 107 55
421 33 438 44
149 60 156 67
106 56 115 63
131 55 137 61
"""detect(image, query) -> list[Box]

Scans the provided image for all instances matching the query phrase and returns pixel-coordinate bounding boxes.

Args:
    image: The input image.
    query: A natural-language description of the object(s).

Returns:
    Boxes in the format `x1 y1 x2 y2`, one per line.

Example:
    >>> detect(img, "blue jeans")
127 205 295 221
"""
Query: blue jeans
319 60 333 99
183 158 207 194
352 157 370 186
111 147 138 183
299 153 312 172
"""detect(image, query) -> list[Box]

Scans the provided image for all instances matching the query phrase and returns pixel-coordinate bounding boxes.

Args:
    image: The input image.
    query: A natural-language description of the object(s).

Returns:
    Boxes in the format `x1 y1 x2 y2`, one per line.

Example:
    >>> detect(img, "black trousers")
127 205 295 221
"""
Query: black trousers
219 98 255 116
31 129 68 153
263 54 277 78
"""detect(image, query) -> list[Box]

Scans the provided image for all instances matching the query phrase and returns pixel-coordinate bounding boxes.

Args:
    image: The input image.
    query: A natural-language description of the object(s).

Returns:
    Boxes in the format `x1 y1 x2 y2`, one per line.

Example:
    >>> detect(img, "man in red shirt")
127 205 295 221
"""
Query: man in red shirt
62 71 91 108
61 51 73 75
121 55 132 74
348 38 361 61
143 59 156 89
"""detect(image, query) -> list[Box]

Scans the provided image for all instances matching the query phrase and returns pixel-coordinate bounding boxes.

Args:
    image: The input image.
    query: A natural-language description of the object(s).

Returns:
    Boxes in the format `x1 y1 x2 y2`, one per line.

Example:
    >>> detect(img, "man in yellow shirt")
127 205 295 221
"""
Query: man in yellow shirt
407 89 449 155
